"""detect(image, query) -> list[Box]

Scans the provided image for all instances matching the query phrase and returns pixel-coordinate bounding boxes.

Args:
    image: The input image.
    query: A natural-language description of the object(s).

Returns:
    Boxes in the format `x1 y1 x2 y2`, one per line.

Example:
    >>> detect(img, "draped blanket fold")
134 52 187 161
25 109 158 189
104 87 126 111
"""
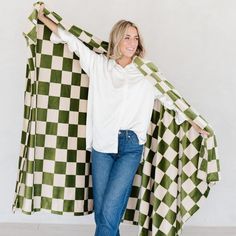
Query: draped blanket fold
12 2 220 235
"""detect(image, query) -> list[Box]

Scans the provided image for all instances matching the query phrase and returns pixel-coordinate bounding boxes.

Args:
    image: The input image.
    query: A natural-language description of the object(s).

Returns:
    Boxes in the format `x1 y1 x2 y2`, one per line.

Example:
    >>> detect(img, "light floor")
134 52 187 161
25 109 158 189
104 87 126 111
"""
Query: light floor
0 224 236 236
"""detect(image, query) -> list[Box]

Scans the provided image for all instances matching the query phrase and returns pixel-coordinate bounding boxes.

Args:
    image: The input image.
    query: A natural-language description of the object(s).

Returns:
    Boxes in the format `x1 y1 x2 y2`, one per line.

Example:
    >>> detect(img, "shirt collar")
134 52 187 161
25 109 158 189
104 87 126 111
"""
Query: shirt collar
110 56 137 70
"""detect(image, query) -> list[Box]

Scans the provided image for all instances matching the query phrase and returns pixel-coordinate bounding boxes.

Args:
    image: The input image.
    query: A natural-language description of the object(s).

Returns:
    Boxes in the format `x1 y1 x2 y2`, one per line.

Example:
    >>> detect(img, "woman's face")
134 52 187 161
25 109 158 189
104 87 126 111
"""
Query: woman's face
118 26 139 59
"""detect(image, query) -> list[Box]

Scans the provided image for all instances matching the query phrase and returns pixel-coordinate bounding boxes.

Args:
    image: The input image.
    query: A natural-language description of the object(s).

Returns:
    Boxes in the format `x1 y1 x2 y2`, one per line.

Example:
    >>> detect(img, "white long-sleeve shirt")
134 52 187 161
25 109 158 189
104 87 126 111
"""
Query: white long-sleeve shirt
50 26 186 153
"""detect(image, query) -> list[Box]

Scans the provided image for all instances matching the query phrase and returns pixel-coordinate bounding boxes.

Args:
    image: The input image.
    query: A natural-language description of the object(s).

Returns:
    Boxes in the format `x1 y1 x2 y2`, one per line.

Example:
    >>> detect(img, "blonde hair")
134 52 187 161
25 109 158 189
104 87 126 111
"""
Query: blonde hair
107 20 145 60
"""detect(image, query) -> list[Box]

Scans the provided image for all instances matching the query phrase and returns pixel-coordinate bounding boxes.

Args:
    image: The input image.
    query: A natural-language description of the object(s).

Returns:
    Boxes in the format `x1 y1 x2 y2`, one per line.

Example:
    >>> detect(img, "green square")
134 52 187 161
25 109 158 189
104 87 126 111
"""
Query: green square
37 108 47 121
42 172 54 185
45 147 56 160
53 44 64 57
46 122 58 135
64 200 75 212
160 174 172 190
48 96 60 109
157 158 170 172
68 124 78 137
63 58 73 71
41 197 52 209
24 105 30 119
80 86 88 99
78 112 86 125
55 161 66 174
71 72 81 85
36 134 45 147
60 84 71 97
70 99 79 111
158 140 169 155
35 160 43 172
21 131 27 145
65 175 75 187
50 70 62 83
40 54 52 68
36 39 42 54
162 192 175 207
42 26 52 41
75 188 84 200
56 136 68 149
76 163 85 175
34 184 42 196
77 138 86 149
53 186 64 199
58 111 69 123
38 81 50 95
67 150 77 162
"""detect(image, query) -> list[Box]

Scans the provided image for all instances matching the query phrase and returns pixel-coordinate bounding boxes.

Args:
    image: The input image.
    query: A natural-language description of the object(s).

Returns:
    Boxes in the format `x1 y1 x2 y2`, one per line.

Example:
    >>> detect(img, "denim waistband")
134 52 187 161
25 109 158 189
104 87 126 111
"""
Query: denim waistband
118 129 136 138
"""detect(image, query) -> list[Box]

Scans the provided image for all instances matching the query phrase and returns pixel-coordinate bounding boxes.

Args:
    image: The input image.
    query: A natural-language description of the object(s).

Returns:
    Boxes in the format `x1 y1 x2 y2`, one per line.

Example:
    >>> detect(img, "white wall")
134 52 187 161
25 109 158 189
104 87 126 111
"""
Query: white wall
0 0 235 226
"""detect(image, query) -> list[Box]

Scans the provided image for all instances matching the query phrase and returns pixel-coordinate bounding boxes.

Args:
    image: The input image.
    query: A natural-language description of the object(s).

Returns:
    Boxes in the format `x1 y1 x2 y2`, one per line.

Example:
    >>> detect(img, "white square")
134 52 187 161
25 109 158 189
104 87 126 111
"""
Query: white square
39 68 51 82
66 162 77 175
77 125 86 138
43 159 55 173
37 95 49 109
49 83 61 97
53 174 66 187
68 137 78 150
25 173 33 186
37 121 46 134
79 99 87 112
47 109 59 123
41 184 53 198
27 147 35 161
35 147 45 160
80 74 89 87
159 218 172 234
69 111 79 124
162 129 175 145
55 149 67 162
76 176 85 187
34 172 43 185
72 59 82 73
182 195 195 211
183 143 198 160
57 123 69 136
61 71 72 85
64 187 76 200
45 135 57 148
71 85 80 99
41 40 53 55
52 198 64 212
182 161 197 177
157 202 169 218
76 150 87 162
59 97 71 110
51 56 63 70
182 179 195 194
164 147 178 163
22 198 32 212
154 185 167 201
165 164 178 180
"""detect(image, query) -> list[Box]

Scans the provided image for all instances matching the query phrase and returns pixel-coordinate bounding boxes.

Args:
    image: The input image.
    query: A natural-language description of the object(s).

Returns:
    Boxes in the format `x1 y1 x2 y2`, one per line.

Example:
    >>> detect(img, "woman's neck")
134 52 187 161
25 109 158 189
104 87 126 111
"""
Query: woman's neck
115 56 133 68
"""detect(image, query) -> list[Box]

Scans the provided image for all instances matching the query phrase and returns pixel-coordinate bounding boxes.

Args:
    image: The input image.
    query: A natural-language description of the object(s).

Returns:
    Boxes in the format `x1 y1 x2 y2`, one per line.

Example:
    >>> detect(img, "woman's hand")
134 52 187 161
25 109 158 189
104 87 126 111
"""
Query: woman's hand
188 119 210 137
38 3 45 20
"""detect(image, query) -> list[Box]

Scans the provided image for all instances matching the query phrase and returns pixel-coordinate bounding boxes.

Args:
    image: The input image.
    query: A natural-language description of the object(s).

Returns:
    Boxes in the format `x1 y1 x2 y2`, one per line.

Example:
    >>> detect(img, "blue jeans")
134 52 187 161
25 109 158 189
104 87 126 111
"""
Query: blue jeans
91 129 144 236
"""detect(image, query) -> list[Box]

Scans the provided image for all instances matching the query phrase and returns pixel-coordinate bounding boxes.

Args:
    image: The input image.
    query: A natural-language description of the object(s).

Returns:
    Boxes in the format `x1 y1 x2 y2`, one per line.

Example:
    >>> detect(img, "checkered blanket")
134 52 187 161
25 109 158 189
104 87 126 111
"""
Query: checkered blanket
12 2 220 235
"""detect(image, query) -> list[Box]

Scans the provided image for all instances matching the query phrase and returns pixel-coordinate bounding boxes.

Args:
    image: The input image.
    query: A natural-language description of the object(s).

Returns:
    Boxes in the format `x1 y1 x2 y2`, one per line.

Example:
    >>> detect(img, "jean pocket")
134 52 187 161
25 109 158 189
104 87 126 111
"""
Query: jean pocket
128 131 140 145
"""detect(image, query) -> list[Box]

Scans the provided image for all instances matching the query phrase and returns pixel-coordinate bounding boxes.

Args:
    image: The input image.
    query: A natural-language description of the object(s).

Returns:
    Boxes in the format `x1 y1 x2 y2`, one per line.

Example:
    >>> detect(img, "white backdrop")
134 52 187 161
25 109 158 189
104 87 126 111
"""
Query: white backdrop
0 0 235 226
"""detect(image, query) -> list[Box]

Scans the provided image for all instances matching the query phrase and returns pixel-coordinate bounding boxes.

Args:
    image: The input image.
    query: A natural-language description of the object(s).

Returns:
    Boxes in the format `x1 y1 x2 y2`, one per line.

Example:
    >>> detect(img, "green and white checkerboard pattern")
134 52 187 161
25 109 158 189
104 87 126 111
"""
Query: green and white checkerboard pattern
12 2 220 235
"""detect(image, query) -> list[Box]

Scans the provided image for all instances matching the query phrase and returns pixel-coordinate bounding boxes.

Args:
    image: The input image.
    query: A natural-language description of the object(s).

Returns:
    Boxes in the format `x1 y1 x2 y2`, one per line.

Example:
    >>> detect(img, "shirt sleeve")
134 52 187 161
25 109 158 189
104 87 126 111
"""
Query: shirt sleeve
50 25 102 77
153 87 188 125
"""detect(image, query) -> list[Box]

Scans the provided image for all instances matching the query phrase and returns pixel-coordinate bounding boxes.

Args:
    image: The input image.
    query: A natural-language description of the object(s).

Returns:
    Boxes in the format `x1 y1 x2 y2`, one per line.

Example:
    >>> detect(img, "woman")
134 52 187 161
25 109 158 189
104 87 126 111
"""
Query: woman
38 4 209 236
